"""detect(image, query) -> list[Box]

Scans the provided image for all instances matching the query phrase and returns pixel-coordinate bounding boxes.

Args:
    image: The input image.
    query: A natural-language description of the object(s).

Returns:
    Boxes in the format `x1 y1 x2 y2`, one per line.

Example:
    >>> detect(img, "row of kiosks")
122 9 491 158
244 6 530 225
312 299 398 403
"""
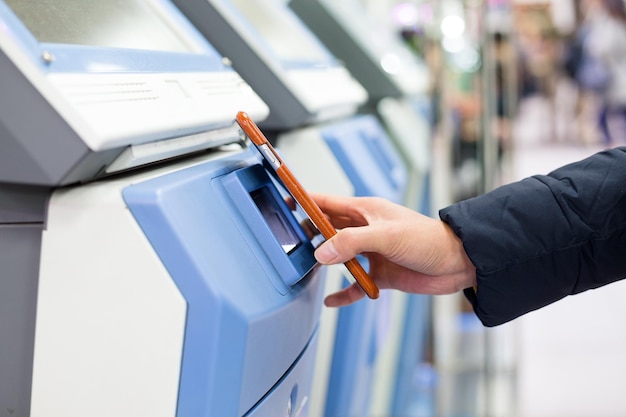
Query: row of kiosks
288 1 436 415
0 1 327 417
166 1 419 417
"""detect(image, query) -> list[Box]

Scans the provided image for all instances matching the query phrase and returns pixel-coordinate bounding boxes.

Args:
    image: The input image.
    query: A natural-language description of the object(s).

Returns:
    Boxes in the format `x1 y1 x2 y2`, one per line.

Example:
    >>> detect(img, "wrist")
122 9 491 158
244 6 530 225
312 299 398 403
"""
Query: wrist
441 221 477 290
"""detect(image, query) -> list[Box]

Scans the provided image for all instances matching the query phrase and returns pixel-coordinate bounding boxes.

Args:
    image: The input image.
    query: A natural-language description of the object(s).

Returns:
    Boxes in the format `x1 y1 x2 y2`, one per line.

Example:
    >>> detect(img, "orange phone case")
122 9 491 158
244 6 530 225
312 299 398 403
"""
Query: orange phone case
236 111 379 299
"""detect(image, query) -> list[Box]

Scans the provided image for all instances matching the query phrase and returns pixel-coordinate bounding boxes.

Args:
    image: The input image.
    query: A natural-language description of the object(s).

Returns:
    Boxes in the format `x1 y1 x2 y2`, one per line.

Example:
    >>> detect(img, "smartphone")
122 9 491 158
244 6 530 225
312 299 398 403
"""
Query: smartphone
236 111 379 300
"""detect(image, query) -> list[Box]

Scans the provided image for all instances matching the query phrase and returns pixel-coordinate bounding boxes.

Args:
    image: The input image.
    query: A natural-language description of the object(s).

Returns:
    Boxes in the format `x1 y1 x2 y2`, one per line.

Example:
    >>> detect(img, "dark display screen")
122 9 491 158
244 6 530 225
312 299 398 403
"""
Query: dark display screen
230 0 329 62
5 0 193 53
251 187 301 254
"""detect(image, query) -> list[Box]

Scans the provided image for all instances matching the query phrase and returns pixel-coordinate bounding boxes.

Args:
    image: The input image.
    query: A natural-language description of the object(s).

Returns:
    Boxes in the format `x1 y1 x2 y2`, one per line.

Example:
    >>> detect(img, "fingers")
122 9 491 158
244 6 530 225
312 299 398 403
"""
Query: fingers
323 282 366 307
310 193 369 228
311 194 379 265
309 192 354 216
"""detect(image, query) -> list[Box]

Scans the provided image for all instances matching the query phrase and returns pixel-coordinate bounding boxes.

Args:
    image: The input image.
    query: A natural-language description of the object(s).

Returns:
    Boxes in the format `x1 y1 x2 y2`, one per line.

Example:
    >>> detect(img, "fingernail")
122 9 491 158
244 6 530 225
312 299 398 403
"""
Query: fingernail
315 241 338 264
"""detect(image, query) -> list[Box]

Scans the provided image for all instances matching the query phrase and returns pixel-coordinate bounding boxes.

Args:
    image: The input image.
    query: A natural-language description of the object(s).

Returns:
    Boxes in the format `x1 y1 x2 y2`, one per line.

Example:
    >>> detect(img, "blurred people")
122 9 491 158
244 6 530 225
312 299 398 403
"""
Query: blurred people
515 6 559 99
581 0 626 144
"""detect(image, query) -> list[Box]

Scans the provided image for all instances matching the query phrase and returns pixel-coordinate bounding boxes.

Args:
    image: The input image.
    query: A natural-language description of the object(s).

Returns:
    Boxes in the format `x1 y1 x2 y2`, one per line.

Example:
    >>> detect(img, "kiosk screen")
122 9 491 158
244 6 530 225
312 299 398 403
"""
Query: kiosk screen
251 186 301 254
5 0 193 52
230 0 329 62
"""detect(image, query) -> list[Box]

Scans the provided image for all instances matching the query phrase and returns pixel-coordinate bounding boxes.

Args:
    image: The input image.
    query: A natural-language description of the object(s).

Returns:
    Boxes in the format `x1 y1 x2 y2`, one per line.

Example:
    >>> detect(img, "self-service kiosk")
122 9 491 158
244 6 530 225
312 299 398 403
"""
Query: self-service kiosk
289 0 429 103
0 1 326 416
163 1 417 416
289 0 432 211
288 1 435 414
171 0 368 129
33 148 325 417
277 113 409 417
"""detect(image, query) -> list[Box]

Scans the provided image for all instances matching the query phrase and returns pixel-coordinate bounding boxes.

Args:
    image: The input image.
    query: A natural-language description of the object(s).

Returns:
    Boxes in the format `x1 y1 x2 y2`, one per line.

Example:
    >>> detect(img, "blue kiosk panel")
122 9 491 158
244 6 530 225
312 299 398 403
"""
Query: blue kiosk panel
319 114 408 416
247 332 319 417
320 114 408 204
123 149 324 416
325 276 381 417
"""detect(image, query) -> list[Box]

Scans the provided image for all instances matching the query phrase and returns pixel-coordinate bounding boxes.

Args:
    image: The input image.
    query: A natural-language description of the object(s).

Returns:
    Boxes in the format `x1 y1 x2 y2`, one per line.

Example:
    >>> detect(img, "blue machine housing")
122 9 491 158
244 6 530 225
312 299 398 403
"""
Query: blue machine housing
320 114 408 203
122 149 325 416
318 114 408 416
324 112 435 417
325 258 381 417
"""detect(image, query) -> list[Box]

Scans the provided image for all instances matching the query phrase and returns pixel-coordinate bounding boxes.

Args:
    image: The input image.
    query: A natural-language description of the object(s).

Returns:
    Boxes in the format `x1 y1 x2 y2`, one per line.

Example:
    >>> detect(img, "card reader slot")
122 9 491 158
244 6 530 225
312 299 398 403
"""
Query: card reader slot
220 164 317 288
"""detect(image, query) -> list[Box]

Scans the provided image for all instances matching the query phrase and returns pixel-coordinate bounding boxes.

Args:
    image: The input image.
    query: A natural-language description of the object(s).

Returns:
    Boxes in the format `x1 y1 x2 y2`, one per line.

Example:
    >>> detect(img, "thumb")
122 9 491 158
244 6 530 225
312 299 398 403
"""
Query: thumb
314 238 341 265
314 228 365 265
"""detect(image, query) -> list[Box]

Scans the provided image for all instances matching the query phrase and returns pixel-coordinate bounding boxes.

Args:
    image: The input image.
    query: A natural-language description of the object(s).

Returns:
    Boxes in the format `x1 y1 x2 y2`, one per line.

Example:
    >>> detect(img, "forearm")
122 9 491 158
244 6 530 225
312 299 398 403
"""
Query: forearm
440 147 626 326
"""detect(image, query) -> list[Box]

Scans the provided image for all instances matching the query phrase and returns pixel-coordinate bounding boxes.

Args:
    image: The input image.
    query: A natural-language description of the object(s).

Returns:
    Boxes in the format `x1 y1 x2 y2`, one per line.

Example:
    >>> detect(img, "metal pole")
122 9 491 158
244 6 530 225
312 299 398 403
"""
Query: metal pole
479 0 499 196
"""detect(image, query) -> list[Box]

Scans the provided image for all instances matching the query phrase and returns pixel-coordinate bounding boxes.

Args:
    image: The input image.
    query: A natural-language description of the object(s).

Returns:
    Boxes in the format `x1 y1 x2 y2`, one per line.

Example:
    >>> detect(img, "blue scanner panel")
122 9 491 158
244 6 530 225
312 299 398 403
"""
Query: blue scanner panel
221 164 317 288
246 332 319 417
324 255 385 417
320 115 408 416
325 280 379 417
320 114 408 204
122 149 324 416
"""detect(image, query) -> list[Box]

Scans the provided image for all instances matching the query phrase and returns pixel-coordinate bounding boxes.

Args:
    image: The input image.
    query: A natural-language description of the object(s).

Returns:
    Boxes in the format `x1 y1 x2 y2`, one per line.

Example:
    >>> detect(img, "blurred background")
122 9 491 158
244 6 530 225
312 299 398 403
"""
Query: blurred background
362 0 626 416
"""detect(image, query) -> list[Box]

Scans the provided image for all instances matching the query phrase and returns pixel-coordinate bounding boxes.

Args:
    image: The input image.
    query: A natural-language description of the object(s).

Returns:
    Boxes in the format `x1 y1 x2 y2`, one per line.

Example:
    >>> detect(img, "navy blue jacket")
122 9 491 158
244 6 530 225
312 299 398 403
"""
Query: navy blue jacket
440 147 626 327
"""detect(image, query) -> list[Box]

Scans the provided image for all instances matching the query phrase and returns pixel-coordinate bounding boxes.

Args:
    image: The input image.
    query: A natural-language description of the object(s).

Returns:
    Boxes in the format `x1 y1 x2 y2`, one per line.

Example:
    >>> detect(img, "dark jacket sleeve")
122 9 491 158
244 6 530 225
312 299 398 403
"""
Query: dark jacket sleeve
439 146 626 327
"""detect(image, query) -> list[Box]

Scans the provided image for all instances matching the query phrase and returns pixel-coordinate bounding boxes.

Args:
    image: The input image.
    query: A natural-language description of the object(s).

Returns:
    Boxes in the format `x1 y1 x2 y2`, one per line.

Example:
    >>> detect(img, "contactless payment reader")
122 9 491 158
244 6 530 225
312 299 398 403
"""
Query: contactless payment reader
171 0 368 129
237 111 379 299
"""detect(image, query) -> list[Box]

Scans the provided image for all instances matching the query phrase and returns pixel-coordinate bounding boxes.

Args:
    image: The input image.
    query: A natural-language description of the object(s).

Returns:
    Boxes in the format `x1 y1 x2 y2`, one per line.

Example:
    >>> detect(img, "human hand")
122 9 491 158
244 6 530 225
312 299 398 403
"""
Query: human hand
311 193 477 307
